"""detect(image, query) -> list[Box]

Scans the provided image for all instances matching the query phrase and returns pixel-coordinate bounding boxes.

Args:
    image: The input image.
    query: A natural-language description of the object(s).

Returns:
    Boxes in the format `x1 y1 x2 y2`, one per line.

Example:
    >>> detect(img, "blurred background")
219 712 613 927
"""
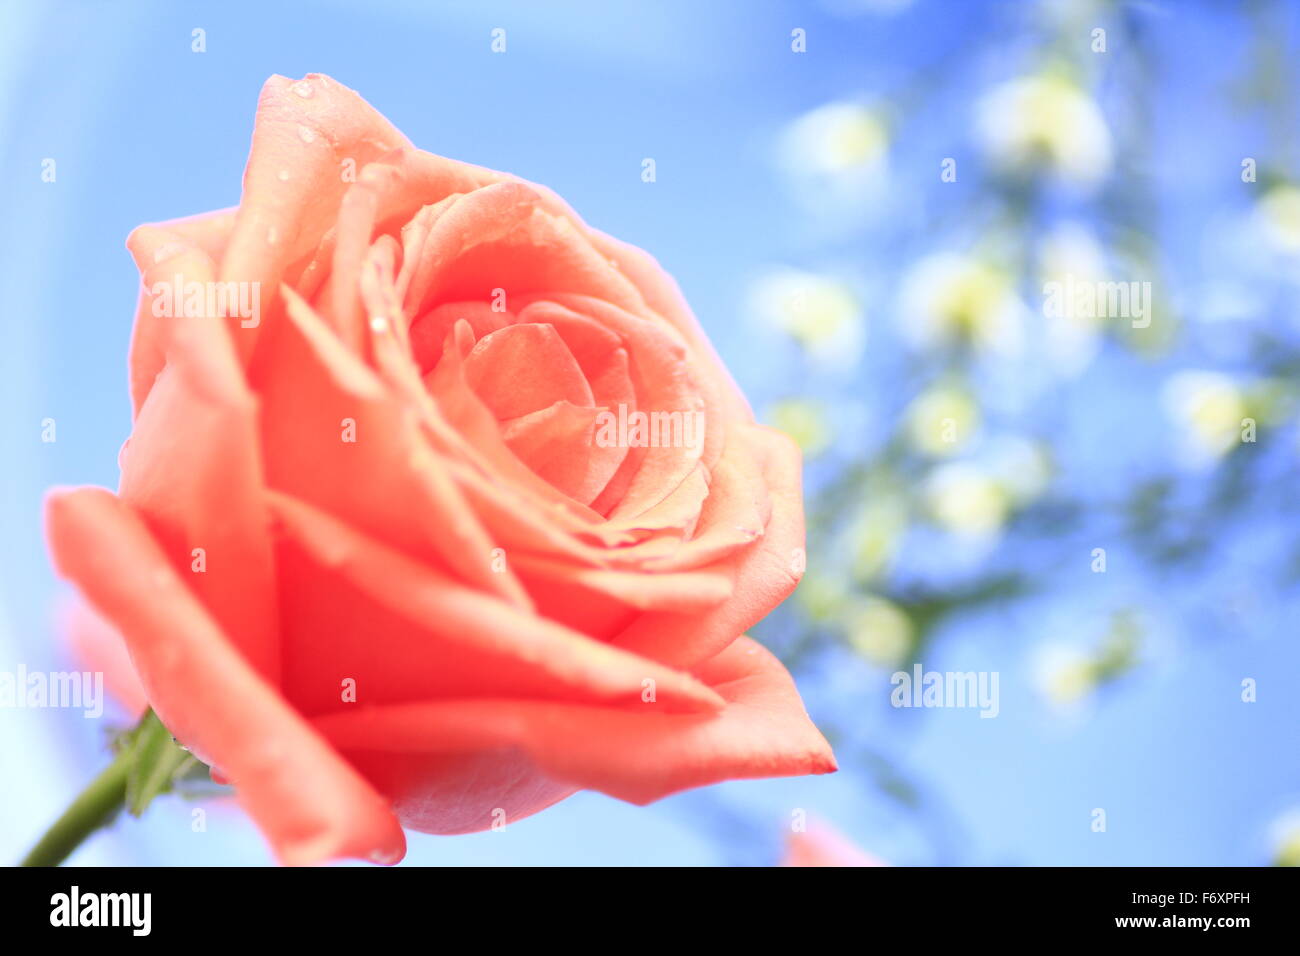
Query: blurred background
2 0 1299 866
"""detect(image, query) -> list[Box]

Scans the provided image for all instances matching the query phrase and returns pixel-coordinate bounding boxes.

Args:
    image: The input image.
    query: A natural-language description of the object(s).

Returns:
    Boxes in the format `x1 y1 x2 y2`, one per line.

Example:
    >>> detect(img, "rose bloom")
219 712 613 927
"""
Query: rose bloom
46 74 834 865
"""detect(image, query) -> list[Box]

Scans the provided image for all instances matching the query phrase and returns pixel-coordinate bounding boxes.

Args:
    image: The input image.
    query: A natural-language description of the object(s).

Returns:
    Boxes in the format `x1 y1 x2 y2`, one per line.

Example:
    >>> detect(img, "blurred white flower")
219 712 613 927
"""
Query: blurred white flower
1161 370 1247 466
1037 222 1108 375
898 253 1024 357
923 461 1009 538
850 494 909 580
1039 221 1107 280
846 596 914 668
769 398 832 457
1268 808 1300 867
1034 643 1098 708
980 434 1051 505
1254 184 1300 255
905 384 981 457
1035 615 1144 713
778 101 888 222
795 573 852 623
749 268 864 362
976 74 1112 186
781 100 887 178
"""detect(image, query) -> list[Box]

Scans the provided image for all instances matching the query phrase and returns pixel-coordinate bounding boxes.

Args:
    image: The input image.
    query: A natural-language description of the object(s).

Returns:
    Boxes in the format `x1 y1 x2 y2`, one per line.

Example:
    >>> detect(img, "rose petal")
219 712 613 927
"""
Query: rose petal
588 227 753 425
500 401 622 505
611 425 805 669
45 487 406 866
408 300 509 374
117 245 278 682
518 296 708 522
464 323 593 419
423 319 611 525
220 74 411 362
61 599 148 718
403 182 647 318
254 287 532 609
312 636 835 814
783 821 888 867
512 550 734 614
125 211 238 416
268 490 726 715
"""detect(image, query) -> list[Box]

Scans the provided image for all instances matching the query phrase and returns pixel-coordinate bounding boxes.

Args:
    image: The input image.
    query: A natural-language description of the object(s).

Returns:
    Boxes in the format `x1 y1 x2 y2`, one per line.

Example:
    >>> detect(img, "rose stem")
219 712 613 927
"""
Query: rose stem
19 744 132 867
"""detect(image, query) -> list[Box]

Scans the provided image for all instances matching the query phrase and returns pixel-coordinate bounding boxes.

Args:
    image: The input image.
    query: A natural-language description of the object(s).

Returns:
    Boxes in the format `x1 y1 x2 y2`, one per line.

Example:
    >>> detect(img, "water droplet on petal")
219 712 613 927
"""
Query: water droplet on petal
297 124 317 144
276 169 291 182
291 80 314 98
370 316 389 333
266 227 279 245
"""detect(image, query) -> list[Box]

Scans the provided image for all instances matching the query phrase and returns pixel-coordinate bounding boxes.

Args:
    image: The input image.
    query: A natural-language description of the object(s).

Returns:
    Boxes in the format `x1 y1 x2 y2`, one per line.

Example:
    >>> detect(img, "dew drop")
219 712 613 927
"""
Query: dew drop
276 169 291 182
291 80 314 98
297 124 317 144
266 226 279 245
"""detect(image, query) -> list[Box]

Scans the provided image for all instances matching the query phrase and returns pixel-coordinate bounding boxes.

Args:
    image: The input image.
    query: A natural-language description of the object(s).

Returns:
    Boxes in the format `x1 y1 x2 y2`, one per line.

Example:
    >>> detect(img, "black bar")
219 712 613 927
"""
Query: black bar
0 866 1284 939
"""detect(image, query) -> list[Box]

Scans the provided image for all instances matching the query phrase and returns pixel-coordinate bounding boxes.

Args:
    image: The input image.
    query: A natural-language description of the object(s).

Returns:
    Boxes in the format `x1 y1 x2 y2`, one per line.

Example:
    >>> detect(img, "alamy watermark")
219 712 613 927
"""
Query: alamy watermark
50 886 151 936
149 275 261 328
1043 274 1151 328
890 664 999 718
0 666 104 718
594 404 705 449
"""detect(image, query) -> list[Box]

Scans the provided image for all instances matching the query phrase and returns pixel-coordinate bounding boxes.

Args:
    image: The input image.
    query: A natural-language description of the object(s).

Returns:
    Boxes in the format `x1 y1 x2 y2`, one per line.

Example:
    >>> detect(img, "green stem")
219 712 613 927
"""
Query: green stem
20 748 132 867
19 708 194 866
